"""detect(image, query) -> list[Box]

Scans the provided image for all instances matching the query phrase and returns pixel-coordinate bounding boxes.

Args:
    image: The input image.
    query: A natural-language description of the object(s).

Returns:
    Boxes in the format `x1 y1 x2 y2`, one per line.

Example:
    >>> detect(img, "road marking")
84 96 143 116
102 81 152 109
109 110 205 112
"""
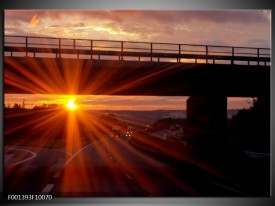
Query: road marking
41 184 54 194
124 172 133 180
207 181 249 196
7 145 73 157
65 137 108 166
53 171 62 178
6 148 37 167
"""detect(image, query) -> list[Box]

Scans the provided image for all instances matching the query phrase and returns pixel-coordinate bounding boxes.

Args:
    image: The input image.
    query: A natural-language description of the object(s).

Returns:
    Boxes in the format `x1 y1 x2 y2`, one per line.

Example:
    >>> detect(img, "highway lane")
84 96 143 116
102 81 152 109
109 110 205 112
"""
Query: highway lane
4 146 71 194
5 147 37 167
4 137 249 197
50 136 247 197
4 110 267 196
51 137 150 196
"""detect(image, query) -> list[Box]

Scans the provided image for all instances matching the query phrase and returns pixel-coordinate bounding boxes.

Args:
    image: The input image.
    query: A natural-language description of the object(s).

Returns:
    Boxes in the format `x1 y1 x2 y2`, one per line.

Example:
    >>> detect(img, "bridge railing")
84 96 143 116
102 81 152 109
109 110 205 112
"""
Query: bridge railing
4 35 271 66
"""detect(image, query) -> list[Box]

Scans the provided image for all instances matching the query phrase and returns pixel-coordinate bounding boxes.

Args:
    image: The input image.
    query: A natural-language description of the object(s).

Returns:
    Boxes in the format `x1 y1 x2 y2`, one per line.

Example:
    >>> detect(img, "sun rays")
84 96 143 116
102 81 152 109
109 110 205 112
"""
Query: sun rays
3 37 234 196
4 98 225 196
66 98 77 110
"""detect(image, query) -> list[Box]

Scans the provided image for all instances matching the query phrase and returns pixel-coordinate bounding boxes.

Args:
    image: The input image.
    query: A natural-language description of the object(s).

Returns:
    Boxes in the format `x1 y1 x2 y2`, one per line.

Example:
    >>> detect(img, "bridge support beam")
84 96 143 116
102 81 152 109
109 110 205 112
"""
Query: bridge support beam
185 95 227 157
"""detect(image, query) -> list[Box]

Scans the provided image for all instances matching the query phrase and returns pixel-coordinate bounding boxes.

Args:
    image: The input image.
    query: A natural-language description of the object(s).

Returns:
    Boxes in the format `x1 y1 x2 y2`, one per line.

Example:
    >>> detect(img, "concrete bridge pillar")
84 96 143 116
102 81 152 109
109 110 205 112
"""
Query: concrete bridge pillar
185 95 227 156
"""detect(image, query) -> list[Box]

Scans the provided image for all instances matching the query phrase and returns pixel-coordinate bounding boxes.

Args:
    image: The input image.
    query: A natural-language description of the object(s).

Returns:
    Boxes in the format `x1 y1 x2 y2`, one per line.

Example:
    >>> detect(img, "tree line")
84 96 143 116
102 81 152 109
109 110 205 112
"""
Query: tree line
4 103 63 112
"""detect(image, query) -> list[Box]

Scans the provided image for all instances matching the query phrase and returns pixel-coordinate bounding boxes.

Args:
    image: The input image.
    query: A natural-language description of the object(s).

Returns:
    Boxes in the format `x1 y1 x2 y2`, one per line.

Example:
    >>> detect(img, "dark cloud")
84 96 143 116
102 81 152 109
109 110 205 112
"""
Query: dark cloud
4 10 121 25
5 10 270 26
4 10 270 48
107 10 269 25
184 10 268 24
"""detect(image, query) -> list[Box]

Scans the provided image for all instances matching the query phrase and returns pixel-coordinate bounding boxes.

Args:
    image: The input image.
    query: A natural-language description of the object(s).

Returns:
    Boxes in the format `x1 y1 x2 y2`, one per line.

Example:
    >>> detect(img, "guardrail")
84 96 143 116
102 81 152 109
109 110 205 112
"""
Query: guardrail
4 35 271 66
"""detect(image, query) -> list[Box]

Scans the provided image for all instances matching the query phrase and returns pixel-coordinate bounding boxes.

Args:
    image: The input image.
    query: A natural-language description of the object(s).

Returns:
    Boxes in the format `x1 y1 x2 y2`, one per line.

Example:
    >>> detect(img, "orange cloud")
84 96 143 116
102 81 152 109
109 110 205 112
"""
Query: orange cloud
29 14 40 27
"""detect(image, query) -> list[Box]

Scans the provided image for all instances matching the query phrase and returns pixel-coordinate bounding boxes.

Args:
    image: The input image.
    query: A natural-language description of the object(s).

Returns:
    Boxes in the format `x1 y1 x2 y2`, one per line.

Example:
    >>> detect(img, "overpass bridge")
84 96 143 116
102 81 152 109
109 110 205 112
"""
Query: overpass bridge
4 35 270 96
4 35 271 151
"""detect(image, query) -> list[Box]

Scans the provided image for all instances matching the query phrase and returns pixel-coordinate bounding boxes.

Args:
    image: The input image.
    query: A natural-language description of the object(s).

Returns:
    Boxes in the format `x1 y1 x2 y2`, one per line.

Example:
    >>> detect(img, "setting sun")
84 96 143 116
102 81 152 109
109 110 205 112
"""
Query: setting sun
66 98 77 110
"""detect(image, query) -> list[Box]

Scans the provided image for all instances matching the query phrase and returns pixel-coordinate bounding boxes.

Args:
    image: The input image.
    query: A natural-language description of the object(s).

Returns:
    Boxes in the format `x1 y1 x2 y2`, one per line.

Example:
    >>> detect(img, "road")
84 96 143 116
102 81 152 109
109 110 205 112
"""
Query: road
51 136 196 196
5 135 249 197
5 146 71 194
4 109 270 197
5 140 247 197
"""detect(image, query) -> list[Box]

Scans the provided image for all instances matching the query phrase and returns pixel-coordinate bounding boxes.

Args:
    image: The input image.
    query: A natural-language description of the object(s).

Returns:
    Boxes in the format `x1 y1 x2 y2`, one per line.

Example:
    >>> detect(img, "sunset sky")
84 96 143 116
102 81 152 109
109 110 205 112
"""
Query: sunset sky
4 10 271 110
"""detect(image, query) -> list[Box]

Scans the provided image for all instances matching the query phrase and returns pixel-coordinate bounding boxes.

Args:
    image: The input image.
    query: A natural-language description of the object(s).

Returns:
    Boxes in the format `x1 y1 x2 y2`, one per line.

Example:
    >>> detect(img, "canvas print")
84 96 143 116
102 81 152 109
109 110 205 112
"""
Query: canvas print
4 10 270 197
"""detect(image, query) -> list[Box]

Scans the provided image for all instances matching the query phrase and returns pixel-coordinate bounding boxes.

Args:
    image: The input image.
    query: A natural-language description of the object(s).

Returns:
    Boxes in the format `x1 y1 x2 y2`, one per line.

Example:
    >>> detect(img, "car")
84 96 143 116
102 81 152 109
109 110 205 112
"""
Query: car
111 126 122 138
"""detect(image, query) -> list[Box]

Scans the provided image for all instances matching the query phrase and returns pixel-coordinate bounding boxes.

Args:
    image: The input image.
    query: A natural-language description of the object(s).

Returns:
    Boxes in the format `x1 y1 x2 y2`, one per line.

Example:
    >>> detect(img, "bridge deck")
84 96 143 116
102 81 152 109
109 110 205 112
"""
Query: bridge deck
4 36 270 96
4 35 271 66
4 56 270 96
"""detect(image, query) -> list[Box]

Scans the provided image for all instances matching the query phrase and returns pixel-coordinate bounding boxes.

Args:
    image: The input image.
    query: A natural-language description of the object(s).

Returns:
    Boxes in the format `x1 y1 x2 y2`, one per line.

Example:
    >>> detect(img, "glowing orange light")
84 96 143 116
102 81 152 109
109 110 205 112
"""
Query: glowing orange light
66 98 77 110
29 15 40 27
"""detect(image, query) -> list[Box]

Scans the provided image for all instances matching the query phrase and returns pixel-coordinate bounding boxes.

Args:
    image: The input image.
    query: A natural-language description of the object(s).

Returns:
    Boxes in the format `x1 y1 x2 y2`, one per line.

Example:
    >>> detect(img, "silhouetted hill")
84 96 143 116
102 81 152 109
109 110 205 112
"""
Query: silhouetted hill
97 109 239 122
